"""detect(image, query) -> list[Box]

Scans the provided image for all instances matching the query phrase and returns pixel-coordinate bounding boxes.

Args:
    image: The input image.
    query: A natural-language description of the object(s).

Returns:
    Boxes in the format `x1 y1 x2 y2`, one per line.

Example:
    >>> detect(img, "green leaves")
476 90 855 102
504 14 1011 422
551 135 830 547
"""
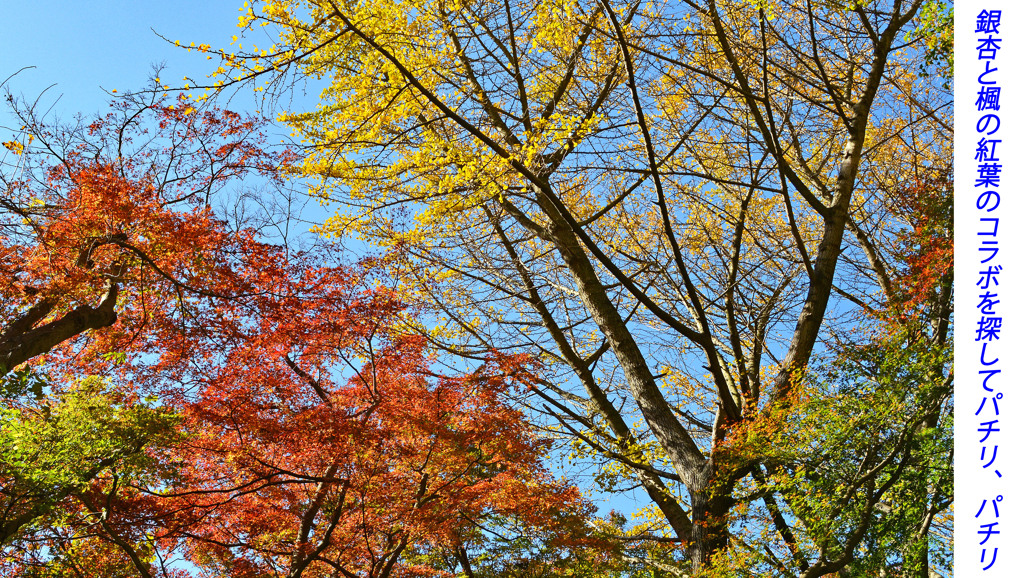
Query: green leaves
3 377 177 485
914 0 953 84
716 323 952 576
0 376 179 543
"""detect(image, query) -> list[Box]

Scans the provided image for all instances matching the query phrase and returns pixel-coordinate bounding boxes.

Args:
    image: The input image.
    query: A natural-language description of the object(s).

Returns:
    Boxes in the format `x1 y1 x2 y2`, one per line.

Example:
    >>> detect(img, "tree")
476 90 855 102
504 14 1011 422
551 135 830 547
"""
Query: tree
1 87 285 547
1 87 287 376
208 0 951 573
717 169 952 577
131 258 601 578
1 92 601 577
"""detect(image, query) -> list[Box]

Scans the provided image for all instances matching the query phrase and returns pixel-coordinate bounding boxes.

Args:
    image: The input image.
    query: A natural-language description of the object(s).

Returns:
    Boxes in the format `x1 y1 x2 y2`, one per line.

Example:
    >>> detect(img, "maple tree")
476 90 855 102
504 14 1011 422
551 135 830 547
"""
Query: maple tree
199 0 953 574
1 88 283 550
136 262 600 578
0 91 603 577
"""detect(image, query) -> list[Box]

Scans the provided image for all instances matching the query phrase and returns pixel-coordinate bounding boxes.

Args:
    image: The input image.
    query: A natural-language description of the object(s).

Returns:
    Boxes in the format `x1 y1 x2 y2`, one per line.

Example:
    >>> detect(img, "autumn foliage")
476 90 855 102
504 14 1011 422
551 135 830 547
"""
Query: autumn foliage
4 0 954 572
0 95 600 577
890 170 953 316
202 0 951 573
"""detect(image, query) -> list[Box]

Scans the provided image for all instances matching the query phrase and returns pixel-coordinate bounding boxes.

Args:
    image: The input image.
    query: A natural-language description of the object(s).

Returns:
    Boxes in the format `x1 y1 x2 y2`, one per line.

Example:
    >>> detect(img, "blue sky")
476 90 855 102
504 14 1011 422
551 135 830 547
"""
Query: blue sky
2 1 245 121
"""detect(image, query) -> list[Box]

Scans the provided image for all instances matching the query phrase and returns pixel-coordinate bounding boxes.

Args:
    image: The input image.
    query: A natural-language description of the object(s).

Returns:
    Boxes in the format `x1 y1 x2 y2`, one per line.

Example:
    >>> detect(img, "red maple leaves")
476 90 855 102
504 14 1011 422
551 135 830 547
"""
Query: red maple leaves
1 95 596 577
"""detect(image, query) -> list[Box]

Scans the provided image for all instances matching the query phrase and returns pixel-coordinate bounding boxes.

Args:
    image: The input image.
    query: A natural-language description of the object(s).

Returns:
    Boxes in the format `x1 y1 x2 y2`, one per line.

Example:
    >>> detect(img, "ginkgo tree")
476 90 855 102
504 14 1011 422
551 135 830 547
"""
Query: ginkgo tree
202 0 953 574
0 90 609 577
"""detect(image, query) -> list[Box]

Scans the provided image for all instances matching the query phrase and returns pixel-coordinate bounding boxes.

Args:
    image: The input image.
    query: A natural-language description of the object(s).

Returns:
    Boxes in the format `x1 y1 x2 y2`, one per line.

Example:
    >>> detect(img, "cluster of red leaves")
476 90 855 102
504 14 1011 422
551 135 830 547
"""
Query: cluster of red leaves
1 97 595 577
2 95 288 373
139 256 587 577
887 170 952 317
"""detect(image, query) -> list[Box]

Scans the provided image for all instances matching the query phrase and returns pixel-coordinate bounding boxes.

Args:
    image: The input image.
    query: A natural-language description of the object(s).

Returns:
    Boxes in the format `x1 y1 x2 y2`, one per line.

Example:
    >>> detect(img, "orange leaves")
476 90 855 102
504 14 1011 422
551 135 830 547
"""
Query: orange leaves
154 275 589 576
888 170 952 318
1 94 595 577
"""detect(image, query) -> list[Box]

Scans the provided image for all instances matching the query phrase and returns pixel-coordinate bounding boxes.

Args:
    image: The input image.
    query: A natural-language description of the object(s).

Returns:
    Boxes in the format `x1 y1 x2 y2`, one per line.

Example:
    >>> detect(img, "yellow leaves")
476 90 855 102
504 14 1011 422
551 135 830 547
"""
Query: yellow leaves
529 0 587 55
518 112 602 166
741 0 778 19
629 504 670 530
261 1 291 21
3 140 25 155
237 0 258 28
